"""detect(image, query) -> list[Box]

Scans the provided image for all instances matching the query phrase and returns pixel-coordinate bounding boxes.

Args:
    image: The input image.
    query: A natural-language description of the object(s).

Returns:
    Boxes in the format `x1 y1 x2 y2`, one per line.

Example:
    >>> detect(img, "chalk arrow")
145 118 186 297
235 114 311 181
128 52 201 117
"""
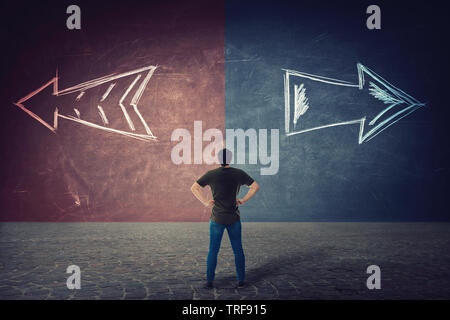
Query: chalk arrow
13 65 158 142
283 63 426 144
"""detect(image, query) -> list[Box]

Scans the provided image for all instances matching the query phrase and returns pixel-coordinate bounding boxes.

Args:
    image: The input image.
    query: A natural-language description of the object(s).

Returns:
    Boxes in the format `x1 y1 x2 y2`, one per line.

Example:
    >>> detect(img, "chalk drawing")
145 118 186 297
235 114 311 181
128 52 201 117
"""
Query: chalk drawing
75 91 85 101
100 83 116 102
97 105 109 126
293 83 309 128
283 63 426 143
13 65 158 142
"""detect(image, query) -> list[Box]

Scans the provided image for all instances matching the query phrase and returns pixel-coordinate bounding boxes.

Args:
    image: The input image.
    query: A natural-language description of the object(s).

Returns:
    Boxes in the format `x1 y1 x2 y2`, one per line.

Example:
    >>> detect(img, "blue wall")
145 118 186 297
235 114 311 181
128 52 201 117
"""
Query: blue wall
226 0 448 221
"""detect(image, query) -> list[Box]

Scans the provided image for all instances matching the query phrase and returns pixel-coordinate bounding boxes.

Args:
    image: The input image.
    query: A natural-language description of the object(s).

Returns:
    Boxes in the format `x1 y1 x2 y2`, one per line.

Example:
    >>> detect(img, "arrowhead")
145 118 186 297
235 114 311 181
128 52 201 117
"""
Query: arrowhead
13 75 58 133
356 63 426 143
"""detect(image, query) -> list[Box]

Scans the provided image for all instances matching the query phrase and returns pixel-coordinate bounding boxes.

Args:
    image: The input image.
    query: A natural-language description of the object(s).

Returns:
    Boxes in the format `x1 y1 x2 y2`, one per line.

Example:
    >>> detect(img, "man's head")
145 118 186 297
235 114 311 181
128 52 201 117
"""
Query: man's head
218 148 232 166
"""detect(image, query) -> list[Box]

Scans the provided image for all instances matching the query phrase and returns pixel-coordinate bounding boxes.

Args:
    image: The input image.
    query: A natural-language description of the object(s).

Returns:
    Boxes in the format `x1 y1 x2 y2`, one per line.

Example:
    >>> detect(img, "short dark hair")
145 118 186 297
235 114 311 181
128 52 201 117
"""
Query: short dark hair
218 148 232 166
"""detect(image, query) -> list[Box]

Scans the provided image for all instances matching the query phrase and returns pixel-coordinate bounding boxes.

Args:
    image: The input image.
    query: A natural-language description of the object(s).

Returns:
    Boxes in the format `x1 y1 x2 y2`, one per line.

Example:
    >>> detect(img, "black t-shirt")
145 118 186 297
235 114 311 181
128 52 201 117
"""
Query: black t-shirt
196 166 255 225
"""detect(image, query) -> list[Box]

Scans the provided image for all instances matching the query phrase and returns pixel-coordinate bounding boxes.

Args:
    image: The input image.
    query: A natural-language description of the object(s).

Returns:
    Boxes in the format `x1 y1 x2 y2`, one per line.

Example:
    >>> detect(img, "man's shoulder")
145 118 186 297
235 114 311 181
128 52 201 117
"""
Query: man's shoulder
231 167 254 184
202 167 221 177
205 166 247 175
229 167 247 175
209 167 223 174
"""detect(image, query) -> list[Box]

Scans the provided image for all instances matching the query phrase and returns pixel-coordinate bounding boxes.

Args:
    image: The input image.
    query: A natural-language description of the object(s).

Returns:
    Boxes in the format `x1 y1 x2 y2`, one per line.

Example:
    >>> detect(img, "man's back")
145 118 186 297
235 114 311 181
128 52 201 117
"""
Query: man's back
196 167 254 225
190 148 260 288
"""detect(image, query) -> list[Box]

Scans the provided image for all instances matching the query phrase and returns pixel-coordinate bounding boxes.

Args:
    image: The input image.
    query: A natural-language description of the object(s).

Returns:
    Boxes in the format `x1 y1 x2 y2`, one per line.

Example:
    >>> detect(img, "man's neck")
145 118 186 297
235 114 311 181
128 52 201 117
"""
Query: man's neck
221 165 230 168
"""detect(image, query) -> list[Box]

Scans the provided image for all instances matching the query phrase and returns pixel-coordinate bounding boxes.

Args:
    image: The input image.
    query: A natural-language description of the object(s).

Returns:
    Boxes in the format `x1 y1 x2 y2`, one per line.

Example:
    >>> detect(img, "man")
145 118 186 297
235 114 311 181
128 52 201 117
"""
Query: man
190 148 260 289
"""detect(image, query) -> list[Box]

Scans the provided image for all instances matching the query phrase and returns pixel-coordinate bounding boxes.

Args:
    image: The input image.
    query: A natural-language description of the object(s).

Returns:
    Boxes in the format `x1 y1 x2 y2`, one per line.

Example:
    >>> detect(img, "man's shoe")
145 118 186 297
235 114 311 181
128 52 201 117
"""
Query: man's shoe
236 281 245 288
204 282 213 289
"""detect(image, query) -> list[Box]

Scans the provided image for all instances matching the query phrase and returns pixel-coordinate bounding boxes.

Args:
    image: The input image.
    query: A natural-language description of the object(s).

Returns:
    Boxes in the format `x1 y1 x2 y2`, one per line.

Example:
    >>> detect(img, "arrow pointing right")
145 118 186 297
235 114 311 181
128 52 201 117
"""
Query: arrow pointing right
283 63 426 144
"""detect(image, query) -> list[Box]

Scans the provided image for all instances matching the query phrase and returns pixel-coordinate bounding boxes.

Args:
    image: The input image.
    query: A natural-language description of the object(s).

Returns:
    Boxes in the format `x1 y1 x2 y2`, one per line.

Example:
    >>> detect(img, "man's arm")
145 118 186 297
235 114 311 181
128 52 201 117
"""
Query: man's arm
191 182 214 208
237 181 260 205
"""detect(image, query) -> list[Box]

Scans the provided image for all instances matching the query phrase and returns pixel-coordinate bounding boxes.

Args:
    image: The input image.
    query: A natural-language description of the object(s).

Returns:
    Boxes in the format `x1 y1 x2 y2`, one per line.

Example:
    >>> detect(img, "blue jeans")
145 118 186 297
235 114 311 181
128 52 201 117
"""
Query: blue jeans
207 219 245 283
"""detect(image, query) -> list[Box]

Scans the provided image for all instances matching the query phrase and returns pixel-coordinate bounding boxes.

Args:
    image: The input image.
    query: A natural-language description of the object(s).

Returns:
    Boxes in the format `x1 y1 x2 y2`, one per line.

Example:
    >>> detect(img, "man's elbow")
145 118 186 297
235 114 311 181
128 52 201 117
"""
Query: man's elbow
190 183 200 192
251 182 260 192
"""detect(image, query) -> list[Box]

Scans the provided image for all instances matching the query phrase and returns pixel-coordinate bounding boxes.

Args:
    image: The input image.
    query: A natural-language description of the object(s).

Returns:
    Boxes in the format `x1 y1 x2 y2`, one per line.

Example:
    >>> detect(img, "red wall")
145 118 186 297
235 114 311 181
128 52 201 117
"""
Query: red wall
1 1 224 221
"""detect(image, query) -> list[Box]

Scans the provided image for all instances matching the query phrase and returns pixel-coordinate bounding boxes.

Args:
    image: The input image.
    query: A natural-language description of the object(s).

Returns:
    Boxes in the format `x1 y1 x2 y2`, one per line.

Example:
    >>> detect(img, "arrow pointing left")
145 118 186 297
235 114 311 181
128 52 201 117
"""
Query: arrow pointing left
13 65 158 142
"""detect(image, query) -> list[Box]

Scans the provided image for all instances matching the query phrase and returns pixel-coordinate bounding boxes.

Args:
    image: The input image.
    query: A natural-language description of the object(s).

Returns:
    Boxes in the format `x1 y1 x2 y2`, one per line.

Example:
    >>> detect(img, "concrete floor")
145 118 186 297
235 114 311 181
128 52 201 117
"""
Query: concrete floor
0 222 449 300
